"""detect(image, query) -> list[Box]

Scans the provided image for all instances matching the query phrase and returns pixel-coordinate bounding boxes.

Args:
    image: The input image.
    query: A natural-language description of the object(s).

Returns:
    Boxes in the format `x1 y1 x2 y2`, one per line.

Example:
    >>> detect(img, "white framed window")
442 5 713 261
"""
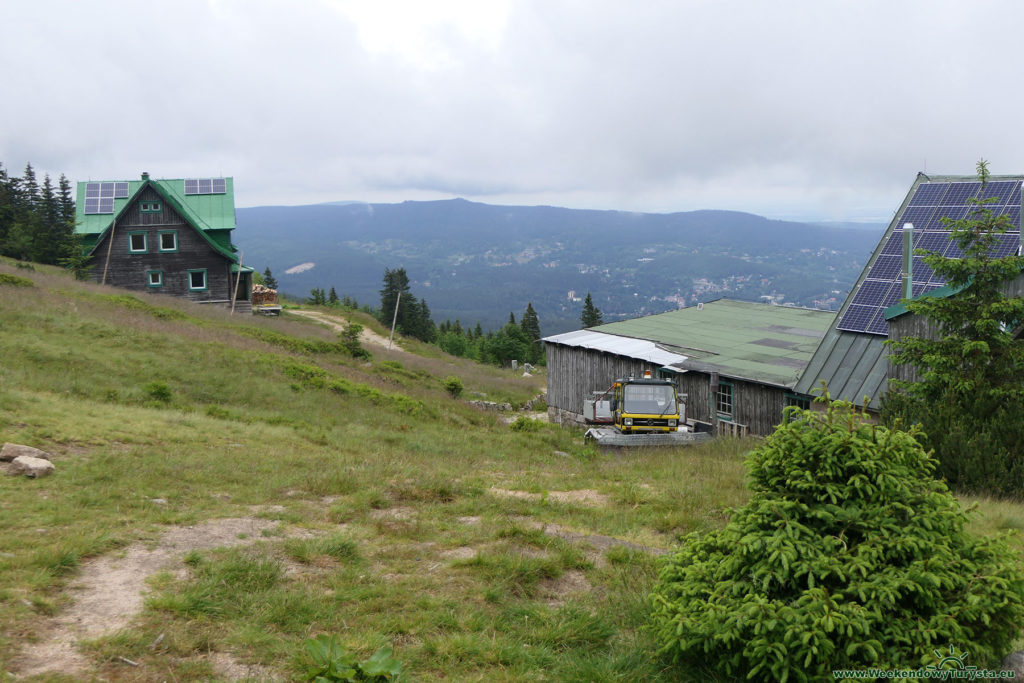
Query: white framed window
188 269 207 291
715 380 734 420
158 230 178 252
128 232 147 253
140 201 162 213
146 270 163 288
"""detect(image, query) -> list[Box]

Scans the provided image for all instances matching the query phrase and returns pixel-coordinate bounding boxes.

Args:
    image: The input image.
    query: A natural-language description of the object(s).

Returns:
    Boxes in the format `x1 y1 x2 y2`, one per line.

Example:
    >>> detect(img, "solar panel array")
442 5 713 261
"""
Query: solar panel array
83 182 130 214
836 180 1022 336
184 178 226 195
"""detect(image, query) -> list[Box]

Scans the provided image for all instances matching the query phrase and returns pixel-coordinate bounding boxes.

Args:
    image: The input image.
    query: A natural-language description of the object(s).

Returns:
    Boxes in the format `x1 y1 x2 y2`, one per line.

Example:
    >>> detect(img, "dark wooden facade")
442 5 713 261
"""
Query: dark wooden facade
89 186 249 303
545 342 797 436
886 273 1024 385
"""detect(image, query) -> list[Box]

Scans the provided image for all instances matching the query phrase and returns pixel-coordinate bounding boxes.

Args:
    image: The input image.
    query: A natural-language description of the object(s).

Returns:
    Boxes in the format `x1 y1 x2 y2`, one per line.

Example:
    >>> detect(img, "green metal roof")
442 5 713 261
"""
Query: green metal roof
74 176 239 262
75 176 236 235
592 299 835 388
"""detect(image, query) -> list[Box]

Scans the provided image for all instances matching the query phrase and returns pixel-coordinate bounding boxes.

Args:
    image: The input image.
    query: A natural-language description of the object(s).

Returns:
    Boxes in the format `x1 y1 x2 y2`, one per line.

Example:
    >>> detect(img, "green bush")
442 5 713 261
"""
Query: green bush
144 381 172 403
648 399 1024 681
0 273 34 287
442 375 463 398
509 415 542 432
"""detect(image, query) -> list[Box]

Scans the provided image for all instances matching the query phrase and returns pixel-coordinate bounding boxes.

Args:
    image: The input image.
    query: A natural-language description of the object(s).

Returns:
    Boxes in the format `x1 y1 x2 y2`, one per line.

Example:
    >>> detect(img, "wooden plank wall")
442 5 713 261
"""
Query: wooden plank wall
887 272 1024 385
545 343 659 415
89 187 236 301
546 342 790 435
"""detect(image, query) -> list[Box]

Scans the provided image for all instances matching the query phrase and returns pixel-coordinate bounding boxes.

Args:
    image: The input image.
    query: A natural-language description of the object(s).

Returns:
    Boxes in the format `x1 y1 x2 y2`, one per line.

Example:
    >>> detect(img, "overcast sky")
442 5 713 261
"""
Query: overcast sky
3 1 1023 221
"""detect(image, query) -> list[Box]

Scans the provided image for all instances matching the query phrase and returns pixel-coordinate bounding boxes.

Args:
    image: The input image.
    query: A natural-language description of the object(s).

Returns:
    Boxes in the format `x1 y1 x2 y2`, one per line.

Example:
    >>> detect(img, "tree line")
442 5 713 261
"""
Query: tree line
0 162 80 268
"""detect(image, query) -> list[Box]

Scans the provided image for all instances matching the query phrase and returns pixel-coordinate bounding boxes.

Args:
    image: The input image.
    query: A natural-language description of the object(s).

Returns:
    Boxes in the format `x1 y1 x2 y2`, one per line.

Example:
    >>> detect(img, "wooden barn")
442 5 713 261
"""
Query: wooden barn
795 173 1024 410
544 299 835 436
75 173 253 309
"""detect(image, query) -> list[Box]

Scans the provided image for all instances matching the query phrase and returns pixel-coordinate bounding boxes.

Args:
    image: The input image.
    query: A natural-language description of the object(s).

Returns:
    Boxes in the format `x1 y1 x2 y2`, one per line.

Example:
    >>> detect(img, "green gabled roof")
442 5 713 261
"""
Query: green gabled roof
74 176 238 262
591 299 835 388
75 176 236 235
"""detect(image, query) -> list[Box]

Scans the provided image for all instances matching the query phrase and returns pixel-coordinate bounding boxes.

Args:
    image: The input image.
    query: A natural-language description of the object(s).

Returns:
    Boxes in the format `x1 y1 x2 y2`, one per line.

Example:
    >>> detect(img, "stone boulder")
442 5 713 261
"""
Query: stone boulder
1001 651 1024 678
9 456 55 478
0 443 51 462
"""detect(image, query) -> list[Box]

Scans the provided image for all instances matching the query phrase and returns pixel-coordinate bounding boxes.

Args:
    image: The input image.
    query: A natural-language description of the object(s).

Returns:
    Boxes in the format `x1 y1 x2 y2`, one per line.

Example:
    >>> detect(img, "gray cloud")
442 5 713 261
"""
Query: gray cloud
3 0 1022 220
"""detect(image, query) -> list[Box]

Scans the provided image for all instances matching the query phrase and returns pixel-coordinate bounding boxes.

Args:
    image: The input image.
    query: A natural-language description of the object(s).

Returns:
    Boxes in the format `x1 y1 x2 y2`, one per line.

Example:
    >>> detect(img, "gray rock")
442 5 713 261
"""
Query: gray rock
0 443 51 462
9 456 55 478
1001 650 1024 678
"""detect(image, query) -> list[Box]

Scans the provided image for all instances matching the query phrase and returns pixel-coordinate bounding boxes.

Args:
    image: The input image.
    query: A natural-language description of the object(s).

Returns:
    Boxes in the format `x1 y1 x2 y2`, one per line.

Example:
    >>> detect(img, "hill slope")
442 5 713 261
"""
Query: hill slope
237 199 881 333
0 259 757 681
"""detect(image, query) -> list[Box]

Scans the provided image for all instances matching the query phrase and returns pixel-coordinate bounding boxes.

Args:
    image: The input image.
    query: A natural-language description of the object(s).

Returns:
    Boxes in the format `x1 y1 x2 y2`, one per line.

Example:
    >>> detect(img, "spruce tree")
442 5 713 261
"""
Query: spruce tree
520 302 542 363
885 160 1024 495
328 286 339 304
580 292 603 328
262 267 278 290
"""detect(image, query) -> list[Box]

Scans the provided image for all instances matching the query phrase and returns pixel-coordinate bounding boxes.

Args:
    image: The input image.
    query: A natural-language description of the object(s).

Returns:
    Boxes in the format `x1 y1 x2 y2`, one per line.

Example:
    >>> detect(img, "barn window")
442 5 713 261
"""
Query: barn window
715 380 733 420
158 230 178 252
146 270 163 288
784 392 810 411
188 269 207 291
128 232 147 253
140 201 162 213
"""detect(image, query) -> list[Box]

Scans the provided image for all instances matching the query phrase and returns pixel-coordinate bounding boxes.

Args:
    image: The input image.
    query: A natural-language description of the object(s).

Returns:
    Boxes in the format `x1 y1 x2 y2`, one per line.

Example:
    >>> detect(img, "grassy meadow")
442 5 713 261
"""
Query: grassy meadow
1 258 1023 681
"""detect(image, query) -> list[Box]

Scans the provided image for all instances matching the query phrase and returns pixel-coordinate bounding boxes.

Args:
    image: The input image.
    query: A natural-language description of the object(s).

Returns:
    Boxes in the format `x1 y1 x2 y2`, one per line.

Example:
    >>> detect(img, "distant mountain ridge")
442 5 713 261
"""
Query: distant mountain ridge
236 199 882 334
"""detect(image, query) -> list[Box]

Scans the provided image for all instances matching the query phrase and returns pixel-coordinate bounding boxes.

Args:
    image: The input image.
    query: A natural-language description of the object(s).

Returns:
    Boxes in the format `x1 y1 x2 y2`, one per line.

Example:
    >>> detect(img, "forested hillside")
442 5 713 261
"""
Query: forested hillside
238 199 881 333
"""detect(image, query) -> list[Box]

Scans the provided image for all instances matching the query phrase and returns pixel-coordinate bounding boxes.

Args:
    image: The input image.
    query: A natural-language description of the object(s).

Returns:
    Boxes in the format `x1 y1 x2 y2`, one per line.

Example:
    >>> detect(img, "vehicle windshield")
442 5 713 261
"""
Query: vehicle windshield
622 384 676 415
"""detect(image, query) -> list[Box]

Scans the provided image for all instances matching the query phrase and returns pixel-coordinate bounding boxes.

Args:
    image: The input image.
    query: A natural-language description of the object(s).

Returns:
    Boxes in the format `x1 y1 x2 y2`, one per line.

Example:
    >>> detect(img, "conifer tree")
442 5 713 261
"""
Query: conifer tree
520 302 542 363
328 286 339 304
262 267 278 290
581 292 603 328
885 160 1024 495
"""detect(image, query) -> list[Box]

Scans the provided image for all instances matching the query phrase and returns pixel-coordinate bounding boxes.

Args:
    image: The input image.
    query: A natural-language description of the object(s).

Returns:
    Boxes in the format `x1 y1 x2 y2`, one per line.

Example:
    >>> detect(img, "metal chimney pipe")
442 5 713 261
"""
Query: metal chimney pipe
902 223 914 299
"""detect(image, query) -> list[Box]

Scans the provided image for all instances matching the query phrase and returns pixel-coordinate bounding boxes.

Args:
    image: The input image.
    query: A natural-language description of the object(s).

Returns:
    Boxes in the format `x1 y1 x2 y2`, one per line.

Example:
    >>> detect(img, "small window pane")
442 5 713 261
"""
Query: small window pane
160 232 176 250
189 271 206 289
130 233 146 251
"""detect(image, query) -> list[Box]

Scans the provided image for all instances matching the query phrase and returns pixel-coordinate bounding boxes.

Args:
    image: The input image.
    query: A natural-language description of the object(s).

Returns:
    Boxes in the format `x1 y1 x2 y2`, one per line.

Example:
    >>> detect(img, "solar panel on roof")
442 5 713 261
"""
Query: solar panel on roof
184 177 227 195
83 181 128 214
836 179 1023 335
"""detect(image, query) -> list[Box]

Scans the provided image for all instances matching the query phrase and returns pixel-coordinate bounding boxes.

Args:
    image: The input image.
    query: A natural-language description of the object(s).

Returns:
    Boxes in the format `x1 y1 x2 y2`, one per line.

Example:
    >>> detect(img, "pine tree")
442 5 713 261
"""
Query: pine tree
262 267 278 290
885 160 1024 495
57 174 75 226
520 302 542 363
328 286 339 304
581 292 603 328
21 163 39 213
508 311 516 325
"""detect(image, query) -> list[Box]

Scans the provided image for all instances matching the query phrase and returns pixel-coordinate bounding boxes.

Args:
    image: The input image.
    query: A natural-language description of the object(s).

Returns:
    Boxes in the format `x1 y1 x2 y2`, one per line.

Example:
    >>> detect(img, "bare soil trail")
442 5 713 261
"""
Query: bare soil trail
14 517 294 680
287 309 401 352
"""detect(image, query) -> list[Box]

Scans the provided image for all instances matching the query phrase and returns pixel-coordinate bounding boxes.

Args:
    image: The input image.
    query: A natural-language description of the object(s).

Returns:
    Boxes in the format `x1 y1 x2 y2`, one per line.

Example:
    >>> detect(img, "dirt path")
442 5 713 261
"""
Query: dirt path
287 309 401 352
14 517 293 680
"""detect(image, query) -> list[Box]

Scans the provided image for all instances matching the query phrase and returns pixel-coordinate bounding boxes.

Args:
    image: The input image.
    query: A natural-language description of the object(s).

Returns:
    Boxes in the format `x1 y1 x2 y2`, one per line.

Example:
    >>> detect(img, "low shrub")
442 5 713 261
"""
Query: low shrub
648 399 1024 680
0 273 34 287
442 375 463 398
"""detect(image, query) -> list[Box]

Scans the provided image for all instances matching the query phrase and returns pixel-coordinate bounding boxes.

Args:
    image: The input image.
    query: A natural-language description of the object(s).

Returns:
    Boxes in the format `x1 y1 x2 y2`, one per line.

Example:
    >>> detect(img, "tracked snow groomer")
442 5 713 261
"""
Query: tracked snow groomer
583 371 710 447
